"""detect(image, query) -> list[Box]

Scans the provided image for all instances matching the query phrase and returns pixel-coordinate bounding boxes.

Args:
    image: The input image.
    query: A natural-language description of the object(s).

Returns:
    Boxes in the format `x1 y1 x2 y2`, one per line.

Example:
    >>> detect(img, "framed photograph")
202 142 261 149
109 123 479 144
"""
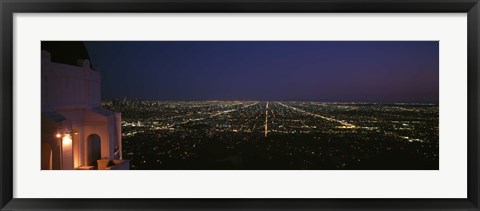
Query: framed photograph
1 0 479 210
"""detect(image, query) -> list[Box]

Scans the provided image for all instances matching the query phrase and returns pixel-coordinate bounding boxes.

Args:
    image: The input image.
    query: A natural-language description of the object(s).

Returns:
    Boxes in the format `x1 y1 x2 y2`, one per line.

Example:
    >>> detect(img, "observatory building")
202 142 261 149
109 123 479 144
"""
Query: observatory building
40 41 129 170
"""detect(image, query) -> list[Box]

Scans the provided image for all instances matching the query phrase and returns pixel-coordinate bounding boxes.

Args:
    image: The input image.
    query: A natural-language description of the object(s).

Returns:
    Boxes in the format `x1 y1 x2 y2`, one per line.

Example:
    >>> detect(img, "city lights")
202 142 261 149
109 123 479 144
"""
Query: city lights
102 100 439 170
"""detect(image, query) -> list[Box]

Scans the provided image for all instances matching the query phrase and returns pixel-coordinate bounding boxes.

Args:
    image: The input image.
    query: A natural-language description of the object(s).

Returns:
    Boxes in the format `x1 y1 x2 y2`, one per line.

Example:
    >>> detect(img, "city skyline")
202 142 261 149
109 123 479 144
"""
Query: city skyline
85 41 439 103
104 99 439 170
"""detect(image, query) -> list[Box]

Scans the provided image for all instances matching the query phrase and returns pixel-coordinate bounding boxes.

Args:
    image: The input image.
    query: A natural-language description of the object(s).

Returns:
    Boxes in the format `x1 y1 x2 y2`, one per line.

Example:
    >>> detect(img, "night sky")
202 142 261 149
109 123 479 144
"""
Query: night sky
84 41 439 103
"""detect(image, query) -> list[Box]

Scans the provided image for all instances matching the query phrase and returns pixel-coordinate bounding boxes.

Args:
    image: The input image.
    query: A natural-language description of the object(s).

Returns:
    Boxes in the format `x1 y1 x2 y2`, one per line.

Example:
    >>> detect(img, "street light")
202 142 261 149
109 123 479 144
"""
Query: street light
55 129 73 170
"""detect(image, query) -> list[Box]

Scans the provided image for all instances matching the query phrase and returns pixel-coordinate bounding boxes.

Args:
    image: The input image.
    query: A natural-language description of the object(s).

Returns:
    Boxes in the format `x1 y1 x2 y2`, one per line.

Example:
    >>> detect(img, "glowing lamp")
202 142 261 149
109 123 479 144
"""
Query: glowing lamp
55 133 61 138
62 134 72 145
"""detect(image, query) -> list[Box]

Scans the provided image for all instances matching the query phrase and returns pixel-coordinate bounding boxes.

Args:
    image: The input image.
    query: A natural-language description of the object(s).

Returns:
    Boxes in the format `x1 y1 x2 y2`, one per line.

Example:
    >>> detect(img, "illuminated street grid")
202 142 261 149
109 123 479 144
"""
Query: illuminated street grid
103 100 439 170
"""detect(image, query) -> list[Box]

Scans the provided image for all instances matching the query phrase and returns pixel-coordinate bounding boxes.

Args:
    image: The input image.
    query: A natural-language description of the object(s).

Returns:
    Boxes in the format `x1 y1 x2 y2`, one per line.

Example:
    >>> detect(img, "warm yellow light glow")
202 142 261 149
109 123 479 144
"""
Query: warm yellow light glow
55 133 61 138
62 134 72 145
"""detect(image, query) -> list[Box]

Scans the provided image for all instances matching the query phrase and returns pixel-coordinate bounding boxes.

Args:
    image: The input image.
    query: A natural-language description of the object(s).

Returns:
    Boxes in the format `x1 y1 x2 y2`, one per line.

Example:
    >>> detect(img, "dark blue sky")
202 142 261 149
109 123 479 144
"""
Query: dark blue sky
84 41 438 103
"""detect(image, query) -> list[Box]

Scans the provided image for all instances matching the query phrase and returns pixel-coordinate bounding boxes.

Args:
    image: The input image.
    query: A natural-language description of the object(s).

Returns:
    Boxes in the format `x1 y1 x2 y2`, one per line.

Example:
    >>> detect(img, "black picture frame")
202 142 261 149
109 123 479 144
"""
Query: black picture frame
1 0 479 210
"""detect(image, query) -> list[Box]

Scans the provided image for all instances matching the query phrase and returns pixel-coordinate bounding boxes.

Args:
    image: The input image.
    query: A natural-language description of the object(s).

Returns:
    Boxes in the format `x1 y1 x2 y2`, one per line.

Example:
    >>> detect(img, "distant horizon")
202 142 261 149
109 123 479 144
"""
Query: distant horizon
102 98 439 105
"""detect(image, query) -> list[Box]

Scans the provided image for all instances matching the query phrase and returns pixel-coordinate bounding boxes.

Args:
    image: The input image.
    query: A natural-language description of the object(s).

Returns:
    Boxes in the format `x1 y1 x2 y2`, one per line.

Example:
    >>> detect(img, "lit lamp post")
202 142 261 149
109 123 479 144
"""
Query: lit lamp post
56 129 73 170
55 132 63 169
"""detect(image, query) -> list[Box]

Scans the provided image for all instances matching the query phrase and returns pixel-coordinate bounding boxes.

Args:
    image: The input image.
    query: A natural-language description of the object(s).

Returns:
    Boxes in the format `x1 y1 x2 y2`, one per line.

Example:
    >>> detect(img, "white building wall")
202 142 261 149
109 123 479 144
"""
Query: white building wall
115 112 122 160
41 49 124 169
41 50 101 111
